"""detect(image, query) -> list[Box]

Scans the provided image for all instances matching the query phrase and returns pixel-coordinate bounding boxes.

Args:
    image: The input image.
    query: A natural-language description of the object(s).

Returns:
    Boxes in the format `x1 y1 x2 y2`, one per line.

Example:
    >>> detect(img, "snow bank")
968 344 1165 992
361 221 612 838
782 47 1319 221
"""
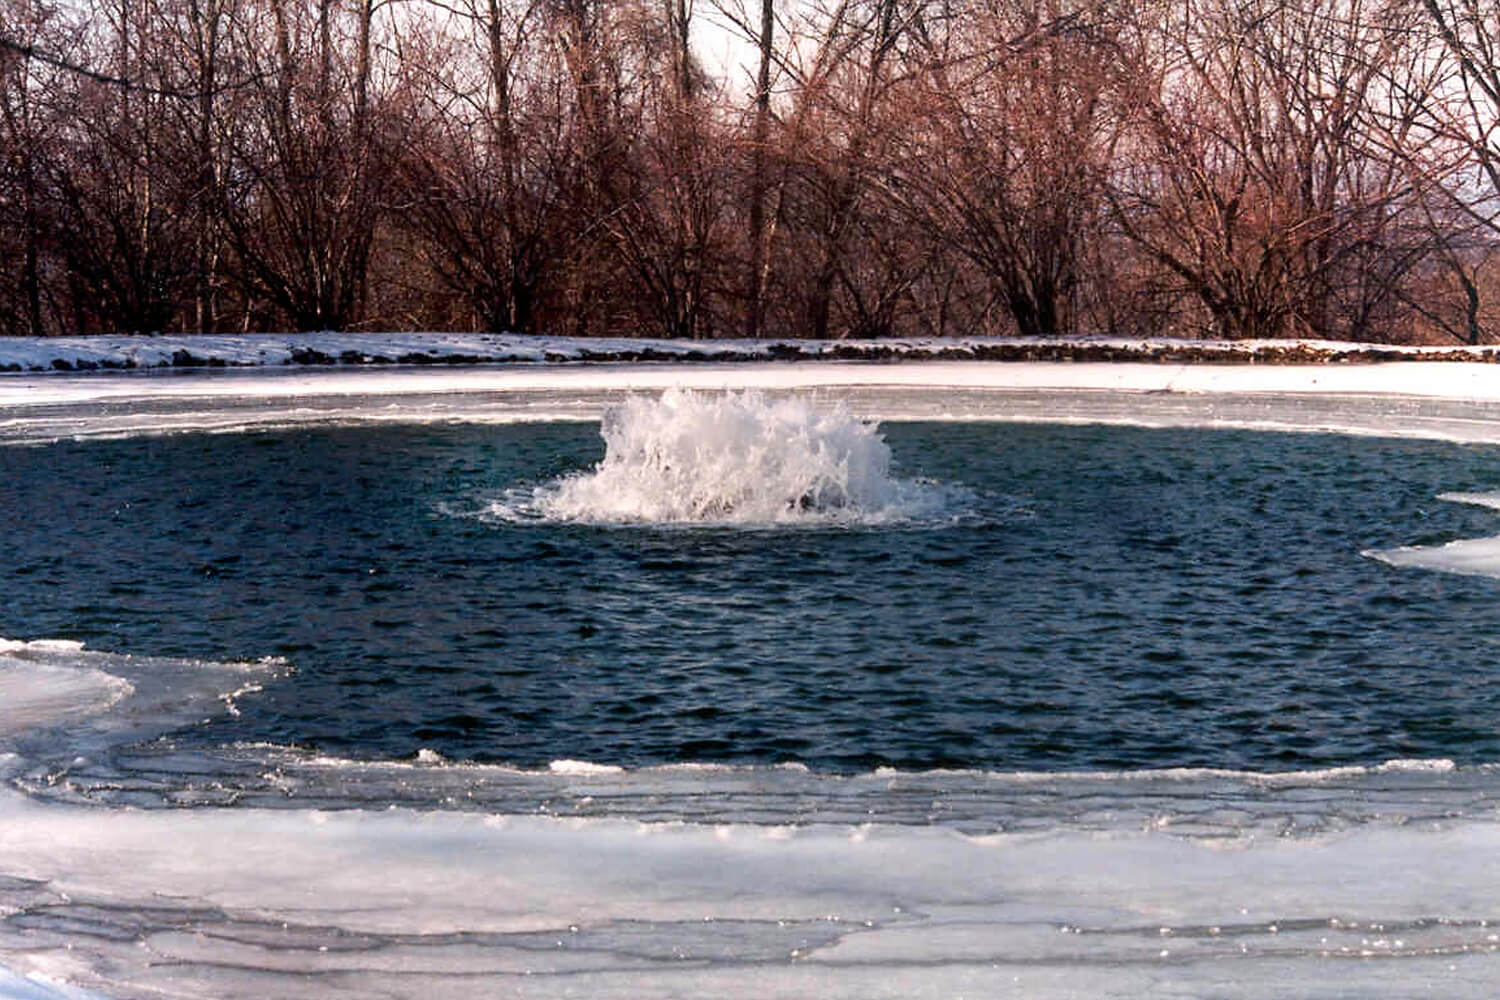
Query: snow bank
1 332 1498 373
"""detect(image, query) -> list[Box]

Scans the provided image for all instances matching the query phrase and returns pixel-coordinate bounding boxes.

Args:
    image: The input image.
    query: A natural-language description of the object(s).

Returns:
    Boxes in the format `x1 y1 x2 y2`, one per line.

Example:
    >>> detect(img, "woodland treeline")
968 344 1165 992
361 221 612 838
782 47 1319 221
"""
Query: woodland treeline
1 0 1499 341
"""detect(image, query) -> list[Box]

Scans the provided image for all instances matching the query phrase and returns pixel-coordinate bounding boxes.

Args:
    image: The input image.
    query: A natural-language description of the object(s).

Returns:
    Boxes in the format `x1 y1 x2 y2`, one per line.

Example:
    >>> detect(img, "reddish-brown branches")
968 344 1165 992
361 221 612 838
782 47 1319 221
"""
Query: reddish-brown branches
2 0 1500 340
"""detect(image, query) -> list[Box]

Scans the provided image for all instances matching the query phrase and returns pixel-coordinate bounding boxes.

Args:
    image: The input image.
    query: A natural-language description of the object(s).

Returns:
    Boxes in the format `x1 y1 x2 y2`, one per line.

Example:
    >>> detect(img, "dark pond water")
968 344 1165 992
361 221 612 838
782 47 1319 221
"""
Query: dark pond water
5 421 1500 772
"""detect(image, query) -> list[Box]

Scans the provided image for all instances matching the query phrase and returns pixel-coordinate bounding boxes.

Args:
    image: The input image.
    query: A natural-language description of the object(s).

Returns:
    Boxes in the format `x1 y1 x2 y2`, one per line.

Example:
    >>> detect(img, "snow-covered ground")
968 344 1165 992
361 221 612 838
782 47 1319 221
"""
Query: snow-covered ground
1 332 1498 372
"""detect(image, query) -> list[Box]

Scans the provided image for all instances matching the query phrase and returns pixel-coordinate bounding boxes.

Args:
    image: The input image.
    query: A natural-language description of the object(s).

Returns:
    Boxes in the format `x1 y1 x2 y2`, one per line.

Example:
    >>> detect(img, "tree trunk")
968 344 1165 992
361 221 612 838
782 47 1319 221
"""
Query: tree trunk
22 147 42 335
745 0 773 339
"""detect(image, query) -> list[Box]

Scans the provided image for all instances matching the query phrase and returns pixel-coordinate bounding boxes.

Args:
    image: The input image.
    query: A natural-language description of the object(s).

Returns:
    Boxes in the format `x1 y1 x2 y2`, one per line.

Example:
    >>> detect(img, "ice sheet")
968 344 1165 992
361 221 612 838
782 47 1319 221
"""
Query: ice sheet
0 970 109 1000
1365 492 1500 580
4 788 1500 999
10 360 1500 446
7 356 1500 401
5 630 1500 996
0 639 133 743
5 636 1500 997
0 639 284 793
0 659 129 740
1368 537 1500 577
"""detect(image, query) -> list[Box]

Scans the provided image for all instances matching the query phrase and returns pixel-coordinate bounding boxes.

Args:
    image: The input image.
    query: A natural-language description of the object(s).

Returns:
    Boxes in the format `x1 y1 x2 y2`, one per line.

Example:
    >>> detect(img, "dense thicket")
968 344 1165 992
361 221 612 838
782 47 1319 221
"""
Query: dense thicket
1 0 1498 341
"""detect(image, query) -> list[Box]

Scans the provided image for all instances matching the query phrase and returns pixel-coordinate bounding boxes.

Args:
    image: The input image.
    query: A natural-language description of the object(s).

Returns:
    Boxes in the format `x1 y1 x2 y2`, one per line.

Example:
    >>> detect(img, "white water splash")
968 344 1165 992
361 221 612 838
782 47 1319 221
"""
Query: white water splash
494 389 962 526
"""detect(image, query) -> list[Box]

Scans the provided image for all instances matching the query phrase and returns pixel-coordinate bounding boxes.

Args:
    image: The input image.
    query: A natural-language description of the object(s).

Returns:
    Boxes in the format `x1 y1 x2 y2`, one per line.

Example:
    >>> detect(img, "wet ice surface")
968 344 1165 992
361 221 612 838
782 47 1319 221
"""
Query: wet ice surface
0 642 130 740
7 782 1500 1000
9 362 1500 997
10 361 1500 446
1366 492 1500 580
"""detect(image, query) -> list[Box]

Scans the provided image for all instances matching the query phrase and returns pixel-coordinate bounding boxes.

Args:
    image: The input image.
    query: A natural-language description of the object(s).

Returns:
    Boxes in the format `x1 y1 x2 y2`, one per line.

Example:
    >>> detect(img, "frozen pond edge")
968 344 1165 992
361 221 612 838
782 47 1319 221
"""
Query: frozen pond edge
9 359 1500 998
7 359 1500 445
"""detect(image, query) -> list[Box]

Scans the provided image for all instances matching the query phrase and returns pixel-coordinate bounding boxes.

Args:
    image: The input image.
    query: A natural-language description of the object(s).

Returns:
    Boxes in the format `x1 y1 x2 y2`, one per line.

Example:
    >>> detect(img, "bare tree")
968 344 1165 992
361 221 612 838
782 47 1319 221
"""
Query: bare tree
600 2 738 338
211 0 402 331
41 0 204 334
2 0 1494 341
766 0 935 338
886 0 1120 338
1401 0 1500 341
0 0 60 335
1111 0 1434 340
1420 0 1500 208
394 0 583 332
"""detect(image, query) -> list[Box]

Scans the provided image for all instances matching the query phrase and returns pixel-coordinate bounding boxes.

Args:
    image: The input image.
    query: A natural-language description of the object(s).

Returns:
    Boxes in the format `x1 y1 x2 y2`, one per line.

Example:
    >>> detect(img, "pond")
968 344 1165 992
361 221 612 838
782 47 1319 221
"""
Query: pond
6 368 1500 999
6 392 1500 775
